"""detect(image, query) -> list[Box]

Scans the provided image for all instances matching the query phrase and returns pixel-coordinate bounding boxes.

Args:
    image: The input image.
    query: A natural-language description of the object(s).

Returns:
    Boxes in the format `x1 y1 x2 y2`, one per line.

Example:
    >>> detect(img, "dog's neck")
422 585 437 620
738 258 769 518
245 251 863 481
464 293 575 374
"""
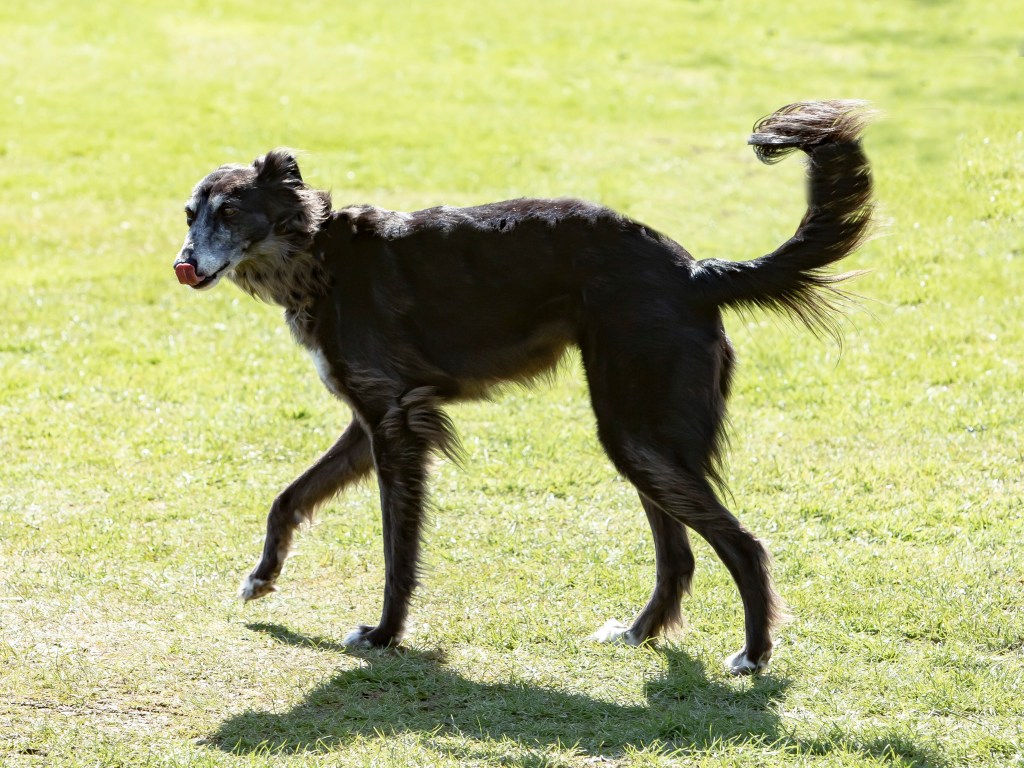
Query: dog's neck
229 194 333 312
231 241 330 311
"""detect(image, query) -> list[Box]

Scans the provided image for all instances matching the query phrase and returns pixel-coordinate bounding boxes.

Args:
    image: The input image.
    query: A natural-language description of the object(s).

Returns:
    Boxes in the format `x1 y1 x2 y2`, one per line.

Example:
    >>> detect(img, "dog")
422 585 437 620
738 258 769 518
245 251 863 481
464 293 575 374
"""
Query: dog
174 101 873 674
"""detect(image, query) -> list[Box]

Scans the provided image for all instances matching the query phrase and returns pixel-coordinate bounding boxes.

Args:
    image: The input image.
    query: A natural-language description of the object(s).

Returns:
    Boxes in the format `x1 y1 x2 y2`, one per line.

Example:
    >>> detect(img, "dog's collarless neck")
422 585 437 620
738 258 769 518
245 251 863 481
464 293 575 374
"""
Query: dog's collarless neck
231 246 331 311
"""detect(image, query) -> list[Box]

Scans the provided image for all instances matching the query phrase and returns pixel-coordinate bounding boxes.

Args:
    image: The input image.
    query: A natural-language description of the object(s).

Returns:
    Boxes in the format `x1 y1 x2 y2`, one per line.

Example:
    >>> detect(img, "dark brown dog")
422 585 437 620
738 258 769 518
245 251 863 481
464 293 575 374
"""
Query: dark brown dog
174 101 873 674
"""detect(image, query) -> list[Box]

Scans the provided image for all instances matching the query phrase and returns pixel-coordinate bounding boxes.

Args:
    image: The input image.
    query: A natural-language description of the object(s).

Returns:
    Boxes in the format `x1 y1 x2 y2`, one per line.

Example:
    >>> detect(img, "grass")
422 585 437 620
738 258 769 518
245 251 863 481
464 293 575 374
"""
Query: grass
1 0 1022 765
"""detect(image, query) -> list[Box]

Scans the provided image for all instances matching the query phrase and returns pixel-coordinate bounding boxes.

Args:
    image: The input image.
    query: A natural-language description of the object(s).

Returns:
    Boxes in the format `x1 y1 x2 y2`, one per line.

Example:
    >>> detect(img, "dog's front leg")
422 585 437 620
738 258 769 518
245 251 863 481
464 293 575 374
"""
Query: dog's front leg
342 427 428 648
343 393 448 648
241 419 373 600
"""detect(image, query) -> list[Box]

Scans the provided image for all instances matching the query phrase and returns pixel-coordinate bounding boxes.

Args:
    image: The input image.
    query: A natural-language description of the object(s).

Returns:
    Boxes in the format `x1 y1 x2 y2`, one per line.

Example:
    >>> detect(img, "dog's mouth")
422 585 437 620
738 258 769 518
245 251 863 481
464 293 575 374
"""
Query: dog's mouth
175 261 229 290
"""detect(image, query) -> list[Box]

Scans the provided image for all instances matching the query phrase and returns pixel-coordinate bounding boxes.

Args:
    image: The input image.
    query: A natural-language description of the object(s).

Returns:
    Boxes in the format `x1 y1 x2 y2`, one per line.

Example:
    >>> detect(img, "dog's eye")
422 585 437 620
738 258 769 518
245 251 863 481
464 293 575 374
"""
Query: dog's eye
185 210 195 226
220 206 237 218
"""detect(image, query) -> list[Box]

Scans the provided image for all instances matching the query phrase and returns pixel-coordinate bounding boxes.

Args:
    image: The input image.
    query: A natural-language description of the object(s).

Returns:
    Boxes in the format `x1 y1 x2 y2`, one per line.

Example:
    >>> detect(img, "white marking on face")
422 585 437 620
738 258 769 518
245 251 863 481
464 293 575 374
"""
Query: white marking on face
176 195 246 288
207 193 226 214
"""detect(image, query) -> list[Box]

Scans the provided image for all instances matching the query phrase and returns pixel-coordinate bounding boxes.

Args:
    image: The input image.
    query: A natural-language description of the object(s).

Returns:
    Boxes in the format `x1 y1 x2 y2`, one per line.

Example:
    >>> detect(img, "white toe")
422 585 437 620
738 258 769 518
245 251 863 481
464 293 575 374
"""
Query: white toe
342 628 370 647
239 575 274 601
591 620 640 646
726 649 770 675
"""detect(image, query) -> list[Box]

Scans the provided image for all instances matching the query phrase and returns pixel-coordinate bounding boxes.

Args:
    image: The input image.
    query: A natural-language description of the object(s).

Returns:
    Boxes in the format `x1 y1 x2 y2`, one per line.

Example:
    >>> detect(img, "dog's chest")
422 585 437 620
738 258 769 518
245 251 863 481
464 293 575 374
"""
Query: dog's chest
306 344 346 400
286 315 347 402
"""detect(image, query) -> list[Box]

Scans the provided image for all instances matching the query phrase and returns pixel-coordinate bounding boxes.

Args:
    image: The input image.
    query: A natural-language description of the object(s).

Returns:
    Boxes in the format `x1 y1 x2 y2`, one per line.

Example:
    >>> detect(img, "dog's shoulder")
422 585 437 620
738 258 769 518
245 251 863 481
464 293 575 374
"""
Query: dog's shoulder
312 206 412 261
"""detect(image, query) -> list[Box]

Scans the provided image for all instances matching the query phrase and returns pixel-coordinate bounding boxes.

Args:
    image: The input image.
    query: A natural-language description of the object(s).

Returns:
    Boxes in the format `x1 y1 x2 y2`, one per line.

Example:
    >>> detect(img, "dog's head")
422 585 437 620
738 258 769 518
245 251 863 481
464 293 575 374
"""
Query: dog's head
173 150 326 290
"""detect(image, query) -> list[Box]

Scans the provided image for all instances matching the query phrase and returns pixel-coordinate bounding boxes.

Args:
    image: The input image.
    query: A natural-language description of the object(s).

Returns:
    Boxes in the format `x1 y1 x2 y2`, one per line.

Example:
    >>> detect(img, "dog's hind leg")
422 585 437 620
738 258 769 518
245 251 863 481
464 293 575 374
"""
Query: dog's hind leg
666 475 778 675
241 418 374 600
617 451 779 674
593 493 695 645
582 329 778 672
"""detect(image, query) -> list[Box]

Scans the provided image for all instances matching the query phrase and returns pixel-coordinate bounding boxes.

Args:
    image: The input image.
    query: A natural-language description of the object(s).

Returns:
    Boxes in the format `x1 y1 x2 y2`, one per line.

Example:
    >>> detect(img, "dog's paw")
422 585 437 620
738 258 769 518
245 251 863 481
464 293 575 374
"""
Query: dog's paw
726 647 772 676
342 625 373 648
342 625 397 649
239 574 277 602
591 619 642 646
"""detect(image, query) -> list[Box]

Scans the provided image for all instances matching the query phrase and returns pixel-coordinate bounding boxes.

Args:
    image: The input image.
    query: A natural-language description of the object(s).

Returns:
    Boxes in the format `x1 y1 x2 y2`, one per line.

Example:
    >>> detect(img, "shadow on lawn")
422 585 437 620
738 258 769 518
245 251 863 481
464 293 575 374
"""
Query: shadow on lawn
206 623 944 766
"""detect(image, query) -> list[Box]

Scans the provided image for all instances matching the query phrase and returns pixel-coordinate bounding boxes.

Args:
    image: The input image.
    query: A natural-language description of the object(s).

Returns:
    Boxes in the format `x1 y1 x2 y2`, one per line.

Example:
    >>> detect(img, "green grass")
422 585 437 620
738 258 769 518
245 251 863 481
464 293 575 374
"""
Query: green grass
1 0 1022 765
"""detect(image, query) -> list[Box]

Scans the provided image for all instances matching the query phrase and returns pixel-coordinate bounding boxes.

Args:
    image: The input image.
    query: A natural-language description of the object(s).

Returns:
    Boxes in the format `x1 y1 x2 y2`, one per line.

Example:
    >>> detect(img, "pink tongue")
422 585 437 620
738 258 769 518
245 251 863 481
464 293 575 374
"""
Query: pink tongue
175 262 199 286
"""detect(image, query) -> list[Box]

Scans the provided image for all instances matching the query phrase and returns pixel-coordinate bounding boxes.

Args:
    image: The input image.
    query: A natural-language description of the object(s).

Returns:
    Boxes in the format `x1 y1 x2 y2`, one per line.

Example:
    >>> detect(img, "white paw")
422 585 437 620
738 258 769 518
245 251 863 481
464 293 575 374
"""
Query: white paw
726 648 771 675
342 626 373 648
239 574 276 601
591 619 641 646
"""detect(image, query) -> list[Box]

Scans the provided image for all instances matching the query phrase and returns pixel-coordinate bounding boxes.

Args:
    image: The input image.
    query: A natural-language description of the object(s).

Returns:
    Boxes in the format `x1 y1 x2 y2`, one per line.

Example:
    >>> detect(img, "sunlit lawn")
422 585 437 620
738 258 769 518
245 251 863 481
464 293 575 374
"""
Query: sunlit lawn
1 1 1021 765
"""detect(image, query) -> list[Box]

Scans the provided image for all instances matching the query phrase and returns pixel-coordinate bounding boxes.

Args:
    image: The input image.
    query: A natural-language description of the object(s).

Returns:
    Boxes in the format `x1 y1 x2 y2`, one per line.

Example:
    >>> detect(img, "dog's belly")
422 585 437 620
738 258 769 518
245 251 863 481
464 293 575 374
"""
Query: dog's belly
402 302 576 389
392 243 580 387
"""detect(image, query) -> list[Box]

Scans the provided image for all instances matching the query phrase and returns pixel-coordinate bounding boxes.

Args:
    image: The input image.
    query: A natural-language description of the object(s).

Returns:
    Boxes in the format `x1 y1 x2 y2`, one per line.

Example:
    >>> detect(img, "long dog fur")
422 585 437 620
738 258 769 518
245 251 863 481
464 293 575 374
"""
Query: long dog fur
174 101 874 674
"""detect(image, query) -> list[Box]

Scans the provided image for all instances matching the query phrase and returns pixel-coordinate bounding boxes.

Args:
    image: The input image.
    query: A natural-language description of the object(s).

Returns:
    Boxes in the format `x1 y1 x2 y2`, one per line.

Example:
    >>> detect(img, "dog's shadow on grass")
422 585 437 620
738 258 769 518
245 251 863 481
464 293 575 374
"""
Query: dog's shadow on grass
206 622 942 766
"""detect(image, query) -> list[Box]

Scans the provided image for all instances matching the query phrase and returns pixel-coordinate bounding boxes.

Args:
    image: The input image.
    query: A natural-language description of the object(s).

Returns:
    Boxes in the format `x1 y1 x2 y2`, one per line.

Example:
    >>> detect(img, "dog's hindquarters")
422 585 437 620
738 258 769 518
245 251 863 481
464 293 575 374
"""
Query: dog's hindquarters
580 307 778 672
587 101 873 672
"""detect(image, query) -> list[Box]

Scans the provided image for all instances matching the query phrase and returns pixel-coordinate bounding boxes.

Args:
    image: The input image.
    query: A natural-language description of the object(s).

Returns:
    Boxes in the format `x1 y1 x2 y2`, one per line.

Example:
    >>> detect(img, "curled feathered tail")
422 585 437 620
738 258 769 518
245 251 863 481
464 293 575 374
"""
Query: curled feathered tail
695 100 875 340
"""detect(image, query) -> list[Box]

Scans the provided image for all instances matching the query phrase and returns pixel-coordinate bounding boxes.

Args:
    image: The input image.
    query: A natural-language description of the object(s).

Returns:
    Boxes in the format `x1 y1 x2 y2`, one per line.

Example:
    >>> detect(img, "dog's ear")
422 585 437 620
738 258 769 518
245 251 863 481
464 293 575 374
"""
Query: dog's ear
254 149 303 186
253 149 327 244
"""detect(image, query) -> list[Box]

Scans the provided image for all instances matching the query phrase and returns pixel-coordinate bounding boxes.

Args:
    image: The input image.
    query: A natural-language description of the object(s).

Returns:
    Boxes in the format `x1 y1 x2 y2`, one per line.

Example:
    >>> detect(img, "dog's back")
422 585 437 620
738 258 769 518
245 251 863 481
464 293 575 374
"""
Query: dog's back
310 197 701 394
